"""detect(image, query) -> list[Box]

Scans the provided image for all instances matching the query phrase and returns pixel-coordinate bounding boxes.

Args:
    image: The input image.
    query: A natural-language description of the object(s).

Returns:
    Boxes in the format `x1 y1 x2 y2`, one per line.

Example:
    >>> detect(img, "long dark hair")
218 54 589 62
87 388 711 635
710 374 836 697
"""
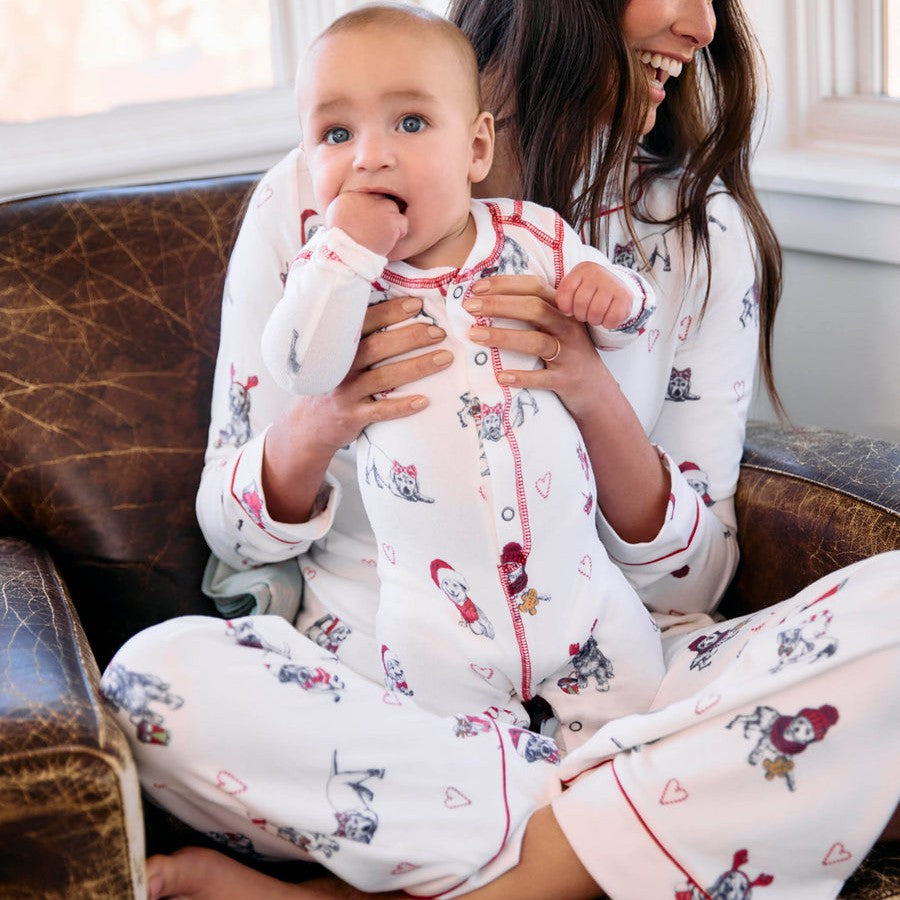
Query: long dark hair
447 0 783 409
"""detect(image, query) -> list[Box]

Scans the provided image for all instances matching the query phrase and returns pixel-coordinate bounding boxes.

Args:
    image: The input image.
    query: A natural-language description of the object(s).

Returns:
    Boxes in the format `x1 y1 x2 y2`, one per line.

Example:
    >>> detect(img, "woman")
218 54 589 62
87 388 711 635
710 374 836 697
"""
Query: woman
111 2 899 898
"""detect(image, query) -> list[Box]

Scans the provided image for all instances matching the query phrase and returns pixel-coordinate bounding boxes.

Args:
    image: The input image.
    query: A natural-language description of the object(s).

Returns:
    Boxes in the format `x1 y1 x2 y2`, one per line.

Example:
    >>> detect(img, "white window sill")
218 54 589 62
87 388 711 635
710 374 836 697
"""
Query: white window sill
0 89 298 203
753 149 900 265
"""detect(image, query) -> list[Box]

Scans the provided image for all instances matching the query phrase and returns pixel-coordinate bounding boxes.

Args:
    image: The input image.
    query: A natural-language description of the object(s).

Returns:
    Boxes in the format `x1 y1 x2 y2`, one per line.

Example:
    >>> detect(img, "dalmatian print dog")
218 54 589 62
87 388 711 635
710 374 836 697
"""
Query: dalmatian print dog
675 848 773 899
216 363 259 448
274 662 346 702
100 663 184 745
726 703 839 791
327 751 386 844
363 440 434 504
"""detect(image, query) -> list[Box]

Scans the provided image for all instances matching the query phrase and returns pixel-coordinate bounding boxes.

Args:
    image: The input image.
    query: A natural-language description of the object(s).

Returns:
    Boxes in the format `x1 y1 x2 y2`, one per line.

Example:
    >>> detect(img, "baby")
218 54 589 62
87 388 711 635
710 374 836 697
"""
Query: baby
262 4 664 752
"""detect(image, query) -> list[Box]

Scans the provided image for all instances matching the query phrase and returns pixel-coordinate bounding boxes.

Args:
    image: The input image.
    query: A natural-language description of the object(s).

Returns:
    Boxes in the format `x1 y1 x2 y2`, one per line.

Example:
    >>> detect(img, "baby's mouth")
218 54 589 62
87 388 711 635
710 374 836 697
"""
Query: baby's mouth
379 192 408 215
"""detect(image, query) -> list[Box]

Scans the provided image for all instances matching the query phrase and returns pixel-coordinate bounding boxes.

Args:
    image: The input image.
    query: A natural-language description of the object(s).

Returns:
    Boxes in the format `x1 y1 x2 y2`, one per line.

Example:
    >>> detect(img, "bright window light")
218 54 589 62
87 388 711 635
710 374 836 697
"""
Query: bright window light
0 0 274 124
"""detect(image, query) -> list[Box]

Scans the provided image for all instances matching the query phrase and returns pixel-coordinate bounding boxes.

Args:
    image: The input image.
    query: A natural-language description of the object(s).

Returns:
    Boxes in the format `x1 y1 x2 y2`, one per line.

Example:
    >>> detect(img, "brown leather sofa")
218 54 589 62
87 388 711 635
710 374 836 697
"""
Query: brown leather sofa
1 176 897 898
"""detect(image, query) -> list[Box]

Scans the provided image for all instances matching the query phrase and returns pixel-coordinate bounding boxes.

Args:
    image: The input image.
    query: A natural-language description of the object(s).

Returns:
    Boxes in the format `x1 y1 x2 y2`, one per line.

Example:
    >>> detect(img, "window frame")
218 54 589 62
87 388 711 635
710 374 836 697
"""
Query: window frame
787 0 896 155
0 0 449 201
747 0 900 196
745 0 900 266
1 89 298 201
0 0 355 200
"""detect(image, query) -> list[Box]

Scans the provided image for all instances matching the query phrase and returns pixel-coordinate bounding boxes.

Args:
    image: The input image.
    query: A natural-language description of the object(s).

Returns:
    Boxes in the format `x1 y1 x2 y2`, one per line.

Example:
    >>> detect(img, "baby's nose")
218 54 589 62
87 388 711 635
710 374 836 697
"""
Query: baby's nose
354 132 395 170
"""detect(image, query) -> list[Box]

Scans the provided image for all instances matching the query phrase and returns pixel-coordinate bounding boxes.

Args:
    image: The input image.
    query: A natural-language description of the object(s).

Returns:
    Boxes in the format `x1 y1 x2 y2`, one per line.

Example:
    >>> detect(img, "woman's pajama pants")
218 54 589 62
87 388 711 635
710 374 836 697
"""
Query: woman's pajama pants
102 551 900 899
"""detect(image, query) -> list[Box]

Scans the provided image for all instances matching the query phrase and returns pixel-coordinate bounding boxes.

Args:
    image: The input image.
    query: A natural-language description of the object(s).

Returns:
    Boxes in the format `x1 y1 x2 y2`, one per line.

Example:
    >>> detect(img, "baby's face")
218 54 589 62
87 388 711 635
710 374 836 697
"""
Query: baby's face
297 22 493 268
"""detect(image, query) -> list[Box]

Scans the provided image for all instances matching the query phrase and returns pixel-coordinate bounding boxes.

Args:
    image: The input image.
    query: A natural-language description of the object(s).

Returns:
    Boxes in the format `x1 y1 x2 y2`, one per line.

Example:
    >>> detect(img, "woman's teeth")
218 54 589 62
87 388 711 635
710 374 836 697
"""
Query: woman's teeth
637 51 684 78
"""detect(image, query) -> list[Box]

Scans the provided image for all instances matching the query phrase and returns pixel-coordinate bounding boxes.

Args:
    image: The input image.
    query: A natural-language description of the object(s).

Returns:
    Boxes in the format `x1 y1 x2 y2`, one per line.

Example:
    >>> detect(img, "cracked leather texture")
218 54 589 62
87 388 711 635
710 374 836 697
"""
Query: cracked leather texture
0 537 145 898
721 421 900 619
0 177 256 669
1 178 896 898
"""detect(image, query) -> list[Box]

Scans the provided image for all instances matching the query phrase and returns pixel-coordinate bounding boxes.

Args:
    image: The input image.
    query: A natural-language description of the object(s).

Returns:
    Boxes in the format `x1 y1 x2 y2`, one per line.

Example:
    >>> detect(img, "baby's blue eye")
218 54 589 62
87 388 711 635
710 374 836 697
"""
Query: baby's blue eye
325 127 351 144
400 115 425 133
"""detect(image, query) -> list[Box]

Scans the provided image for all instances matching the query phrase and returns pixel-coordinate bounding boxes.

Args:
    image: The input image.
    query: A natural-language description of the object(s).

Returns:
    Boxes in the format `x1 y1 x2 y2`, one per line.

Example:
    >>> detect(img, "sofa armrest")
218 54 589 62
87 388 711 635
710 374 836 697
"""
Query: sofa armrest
721 420 900 618
0 537 146 899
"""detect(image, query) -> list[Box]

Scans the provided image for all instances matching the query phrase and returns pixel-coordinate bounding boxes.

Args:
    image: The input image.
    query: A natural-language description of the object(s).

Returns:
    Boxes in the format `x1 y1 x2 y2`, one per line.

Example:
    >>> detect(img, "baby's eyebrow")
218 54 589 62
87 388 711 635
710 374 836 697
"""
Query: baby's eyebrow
309 89 439 119
381 89 439 105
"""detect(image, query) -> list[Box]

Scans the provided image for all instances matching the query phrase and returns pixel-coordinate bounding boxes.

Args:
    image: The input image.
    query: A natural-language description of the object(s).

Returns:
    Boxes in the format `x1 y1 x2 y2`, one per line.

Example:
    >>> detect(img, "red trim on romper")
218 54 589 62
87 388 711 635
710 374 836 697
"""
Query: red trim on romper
483 202 567 288
381 268 458 290
407 718 513 899
484 203 540 700
610 494 700 567
229 450 306 546
381 211 508 288
490 330 533 700
552 212 565 285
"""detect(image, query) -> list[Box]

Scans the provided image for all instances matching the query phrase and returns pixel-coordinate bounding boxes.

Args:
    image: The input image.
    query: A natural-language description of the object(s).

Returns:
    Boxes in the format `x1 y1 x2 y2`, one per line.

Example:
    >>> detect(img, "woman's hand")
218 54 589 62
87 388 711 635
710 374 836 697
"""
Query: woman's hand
292 296 451 451
465 275 670 544
464 275 605 420
262 296 452 523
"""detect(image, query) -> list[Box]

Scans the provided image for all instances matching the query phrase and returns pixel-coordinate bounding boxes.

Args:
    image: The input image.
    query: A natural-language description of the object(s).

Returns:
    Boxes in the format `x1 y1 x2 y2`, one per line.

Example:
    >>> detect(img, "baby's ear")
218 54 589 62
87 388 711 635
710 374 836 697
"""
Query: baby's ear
469 112 495 185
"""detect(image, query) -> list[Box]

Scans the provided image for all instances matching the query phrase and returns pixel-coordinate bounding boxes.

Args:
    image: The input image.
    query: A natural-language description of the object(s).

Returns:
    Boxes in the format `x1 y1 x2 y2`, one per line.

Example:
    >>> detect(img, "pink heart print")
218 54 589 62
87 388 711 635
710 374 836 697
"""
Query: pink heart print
215 771 247 795
470 664 494 681
255 183 274 207
382 543 396 564
659 778 689 805
822 843 853 866
391 863 420 875
646 329 660 352
444 787 472 809
578 555 593 578
535 472 552 498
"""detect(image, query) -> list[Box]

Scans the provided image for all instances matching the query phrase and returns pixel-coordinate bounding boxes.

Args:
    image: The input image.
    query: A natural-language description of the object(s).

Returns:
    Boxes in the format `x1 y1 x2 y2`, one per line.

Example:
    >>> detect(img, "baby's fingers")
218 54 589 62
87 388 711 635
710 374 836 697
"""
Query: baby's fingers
554 273 580 317
592 290 633 329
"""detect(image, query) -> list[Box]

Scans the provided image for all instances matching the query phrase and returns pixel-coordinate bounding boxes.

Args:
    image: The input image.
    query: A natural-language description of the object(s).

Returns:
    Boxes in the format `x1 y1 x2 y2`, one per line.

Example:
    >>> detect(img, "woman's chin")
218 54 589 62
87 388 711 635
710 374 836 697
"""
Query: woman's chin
641 106 659 137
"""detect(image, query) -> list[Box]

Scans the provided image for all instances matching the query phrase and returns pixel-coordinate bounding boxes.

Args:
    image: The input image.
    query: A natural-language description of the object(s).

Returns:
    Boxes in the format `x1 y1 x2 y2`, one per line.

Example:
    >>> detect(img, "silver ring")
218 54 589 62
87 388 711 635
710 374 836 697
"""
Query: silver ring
540 337 561 363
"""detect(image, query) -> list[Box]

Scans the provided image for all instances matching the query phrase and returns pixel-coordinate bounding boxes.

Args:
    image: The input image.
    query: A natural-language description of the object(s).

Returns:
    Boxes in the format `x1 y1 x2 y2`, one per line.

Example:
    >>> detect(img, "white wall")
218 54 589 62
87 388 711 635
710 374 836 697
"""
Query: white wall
750 249 900 443
746 0 900 443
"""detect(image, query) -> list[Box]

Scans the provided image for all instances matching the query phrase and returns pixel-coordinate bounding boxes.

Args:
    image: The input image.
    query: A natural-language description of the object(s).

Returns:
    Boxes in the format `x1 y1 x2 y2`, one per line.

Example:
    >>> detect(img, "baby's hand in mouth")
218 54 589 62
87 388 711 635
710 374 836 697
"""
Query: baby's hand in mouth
325 190 409 256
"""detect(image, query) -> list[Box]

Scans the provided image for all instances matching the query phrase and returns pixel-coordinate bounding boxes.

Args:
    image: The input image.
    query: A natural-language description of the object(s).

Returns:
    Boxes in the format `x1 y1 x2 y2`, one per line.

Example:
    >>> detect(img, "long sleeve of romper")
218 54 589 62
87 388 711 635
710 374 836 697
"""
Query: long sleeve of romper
597 191 760 616
195 156 346 570
261 227 387 395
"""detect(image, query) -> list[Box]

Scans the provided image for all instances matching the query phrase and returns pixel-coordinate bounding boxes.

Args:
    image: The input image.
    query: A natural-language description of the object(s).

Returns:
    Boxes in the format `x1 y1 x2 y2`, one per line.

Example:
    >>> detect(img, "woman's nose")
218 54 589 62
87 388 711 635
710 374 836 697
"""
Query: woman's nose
673 0 716 48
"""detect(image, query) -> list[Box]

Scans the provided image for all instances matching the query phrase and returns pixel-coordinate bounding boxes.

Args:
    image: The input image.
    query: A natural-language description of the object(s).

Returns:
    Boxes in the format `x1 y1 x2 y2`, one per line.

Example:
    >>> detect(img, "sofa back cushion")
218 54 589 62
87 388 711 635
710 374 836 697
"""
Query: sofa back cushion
0 176 258 666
